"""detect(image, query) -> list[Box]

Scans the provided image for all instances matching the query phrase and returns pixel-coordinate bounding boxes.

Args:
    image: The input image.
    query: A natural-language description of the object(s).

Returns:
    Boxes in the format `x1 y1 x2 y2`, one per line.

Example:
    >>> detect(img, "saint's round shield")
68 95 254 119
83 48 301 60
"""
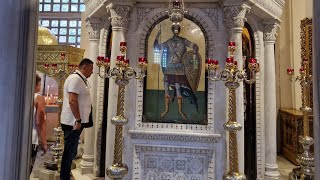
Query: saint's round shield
182 50 202 92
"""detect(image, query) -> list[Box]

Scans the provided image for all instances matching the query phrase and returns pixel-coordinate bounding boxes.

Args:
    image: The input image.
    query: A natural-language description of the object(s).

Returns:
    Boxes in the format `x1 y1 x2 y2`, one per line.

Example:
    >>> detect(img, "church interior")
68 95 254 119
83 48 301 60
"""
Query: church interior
0 0 320 180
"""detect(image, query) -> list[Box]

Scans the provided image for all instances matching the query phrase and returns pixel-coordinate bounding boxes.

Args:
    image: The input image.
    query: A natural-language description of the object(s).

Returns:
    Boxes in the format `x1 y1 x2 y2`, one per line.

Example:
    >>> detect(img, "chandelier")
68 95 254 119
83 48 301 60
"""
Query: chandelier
167 0 187 25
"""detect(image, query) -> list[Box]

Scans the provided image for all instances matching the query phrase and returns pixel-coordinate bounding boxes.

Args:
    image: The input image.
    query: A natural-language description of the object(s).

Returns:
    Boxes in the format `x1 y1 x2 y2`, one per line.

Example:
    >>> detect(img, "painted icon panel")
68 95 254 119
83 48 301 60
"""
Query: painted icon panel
143 18 207 125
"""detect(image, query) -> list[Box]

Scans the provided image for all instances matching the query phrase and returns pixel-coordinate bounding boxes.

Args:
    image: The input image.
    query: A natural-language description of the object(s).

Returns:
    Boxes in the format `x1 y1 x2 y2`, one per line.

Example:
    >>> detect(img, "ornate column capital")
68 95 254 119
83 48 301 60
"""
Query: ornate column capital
263 21 279 42
223 4 251 30
106 3 132 30
86 18 103 40
101 15 111 30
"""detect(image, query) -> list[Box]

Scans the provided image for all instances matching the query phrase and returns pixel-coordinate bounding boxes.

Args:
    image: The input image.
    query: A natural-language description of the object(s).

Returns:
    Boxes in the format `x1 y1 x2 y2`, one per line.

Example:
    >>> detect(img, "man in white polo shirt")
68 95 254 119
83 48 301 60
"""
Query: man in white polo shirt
60 58 93 180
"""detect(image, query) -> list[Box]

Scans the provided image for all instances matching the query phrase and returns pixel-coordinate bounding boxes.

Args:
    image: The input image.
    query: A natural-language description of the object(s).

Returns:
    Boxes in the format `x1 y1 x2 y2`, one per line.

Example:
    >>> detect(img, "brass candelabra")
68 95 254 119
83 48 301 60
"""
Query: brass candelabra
288 59 314 180
206 42 259 180
97 42 147 179
37 45 84 172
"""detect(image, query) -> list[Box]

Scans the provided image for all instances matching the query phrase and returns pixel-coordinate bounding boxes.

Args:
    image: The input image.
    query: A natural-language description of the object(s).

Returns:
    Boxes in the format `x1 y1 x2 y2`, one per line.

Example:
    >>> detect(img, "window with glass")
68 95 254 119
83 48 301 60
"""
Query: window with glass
39 0 85 13
38 19 82 47
39 0 84 47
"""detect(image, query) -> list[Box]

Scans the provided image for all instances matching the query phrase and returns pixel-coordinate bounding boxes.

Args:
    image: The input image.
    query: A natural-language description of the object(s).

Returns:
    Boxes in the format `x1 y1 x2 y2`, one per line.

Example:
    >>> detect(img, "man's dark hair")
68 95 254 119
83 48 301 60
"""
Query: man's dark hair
35 74 41 86
79 58 93 68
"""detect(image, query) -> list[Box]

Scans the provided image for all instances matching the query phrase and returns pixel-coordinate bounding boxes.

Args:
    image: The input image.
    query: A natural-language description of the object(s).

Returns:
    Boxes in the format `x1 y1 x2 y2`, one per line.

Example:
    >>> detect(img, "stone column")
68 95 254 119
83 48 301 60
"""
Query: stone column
0 0 38 179
105 3 131 179
313 0 320 179
223 4 250 173
80 18 102 174
263 22 280 180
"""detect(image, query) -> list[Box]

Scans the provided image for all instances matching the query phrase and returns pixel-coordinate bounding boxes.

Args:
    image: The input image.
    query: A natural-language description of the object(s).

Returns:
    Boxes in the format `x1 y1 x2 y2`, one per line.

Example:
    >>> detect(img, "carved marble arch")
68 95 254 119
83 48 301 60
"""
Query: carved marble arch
242 22 257 180
135 10 216 132
300 18 313 108
244 15 264 179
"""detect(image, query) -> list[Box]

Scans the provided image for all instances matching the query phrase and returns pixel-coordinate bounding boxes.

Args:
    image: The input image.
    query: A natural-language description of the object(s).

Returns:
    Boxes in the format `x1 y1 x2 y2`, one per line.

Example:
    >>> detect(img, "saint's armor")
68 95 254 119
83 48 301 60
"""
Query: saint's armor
154 24 201 120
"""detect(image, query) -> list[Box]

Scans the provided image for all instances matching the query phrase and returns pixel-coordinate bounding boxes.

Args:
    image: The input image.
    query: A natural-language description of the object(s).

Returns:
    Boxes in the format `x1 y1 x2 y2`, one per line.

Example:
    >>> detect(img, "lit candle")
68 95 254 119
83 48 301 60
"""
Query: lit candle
300 67 305 72
104 57 110 63
206 58 212 64
139 57 146 62
287 68 294 73
117 56 124 61
228 41 236 46
46 85 49 100
226 57 233 63
249 58 257 64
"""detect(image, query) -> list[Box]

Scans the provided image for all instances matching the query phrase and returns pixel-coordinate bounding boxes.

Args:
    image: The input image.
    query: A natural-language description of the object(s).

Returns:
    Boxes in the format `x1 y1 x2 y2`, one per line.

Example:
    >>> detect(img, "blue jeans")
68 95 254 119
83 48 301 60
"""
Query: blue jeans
60 124 83 180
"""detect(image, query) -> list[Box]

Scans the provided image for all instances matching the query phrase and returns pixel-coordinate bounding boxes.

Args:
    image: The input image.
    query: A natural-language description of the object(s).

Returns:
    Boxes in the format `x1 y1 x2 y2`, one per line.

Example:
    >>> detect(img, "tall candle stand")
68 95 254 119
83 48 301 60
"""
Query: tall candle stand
97 42 147 179
288 59 314 180
206 42 259 180
43 53 78 172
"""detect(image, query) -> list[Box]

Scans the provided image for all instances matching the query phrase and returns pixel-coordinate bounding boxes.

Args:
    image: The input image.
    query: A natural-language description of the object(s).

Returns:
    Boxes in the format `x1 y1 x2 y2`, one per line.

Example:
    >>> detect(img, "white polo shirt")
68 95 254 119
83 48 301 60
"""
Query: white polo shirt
61 70 92 126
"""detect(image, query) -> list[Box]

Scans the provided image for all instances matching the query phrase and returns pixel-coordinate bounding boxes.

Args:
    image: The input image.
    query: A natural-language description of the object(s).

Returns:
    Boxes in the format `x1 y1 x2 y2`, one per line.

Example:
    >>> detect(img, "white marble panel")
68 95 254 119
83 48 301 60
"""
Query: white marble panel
133 145 215 180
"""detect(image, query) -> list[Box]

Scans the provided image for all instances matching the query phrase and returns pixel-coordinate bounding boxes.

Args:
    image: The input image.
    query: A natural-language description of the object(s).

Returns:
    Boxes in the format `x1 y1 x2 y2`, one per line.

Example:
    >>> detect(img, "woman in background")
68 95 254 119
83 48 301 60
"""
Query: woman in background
30 74 48 173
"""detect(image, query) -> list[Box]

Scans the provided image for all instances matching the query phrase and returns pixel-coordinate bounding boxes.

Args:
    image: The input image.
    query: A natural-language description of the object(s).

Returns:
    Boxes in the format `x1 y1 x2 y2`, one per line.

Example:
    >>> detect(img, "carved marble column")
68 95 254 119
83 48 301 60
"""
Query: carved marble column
223 4 250 173
313 0 320 179
80 18 102 174
105 3 131 179
93 18 111 177
263 22 280 180
0 0 38 179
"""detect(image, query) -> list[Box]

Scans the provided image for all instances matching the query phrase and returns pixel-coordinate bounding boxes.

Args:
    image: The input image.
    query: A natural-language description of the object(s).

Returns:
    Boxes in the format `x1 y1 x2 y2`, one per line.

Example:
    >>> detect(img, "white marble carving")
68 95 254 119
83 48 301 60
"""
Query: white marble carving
200 7 220 28
246 14 265 179
84 0 101 19
137 7 155 25
129 130 221 143
133 145 215 180
107 4 132 29
256 0 284 19
93 26 111 176
223 4 251 29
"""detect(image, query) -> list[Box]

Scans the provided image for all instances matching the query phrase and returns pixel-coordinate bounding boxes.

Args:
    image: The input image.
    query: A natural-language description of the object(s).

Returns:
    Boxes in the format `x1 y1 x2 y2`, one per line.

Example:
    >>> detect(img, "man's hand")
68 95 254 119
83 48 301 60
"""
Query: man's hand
73 121 82 130
41 143 48 156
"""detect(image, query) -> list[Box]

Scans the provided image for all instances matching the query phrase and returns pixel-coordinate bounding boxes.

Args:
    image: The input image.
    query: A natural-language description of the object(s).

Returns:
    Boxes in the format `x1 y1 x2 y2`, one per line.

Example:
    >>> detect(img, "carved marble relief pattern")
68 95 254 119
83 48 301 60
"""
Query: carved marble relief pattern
134 146 215 180
137 7 155 25
256 0 283 18
200 8 219 29
107 4 131 28
263 23 278 42
223 5 250 29
84 0 101 19
94 29 109 174
129 131 221 143
246 15 263 179
86 19 102 40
